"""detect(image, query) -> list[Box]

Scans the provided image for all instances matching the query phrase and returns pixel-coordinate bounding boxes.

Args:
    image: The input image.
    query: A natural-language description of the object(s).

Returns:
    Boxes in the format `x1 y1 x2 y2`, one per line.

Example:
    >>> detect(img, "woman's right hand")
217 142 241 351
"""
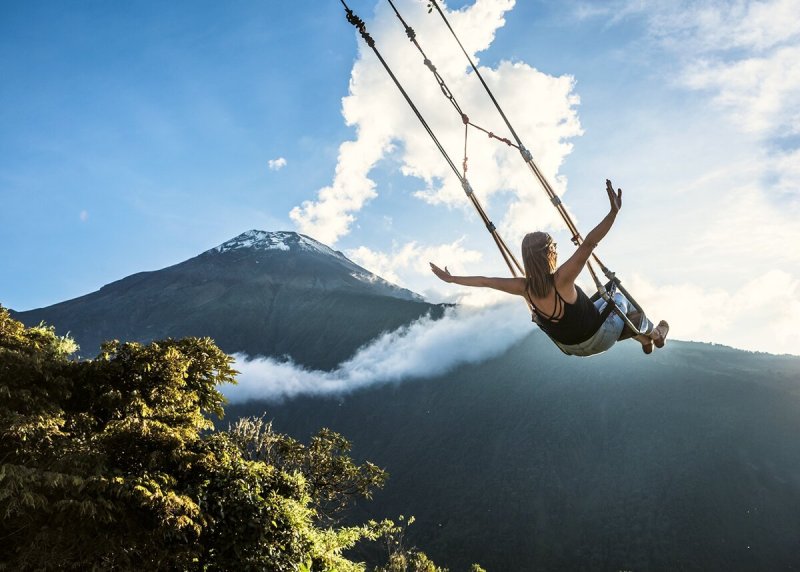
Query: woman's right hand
429 262 453 283
606 179 622 214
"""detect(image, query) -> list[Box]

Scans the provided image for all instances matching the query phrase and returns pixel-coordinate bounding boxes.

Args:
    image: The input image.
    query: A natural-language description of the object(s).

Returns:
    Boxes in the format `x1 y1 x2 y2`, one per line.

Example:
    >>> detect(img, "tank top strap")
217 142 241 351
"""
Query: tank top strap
529 285 566 324
547 288 565 322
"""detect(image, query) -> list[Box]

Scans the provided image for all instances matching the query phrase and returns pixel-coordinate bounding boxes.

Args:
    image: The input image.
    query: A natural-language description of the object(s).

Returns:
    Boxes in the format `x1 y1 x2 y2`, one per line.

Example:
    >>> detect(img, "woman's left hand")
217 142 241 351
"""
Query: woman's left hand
605 179 622 214
429 262 453 283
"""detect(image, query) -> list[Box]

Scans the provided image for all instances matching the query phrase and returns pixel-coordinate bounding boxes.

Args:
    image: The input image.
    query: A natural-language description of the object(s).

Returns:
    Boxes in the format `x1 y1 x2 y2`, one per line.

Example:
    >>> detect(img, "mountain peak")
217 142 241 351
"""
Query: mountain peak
208 229 422 302
212 230 346 260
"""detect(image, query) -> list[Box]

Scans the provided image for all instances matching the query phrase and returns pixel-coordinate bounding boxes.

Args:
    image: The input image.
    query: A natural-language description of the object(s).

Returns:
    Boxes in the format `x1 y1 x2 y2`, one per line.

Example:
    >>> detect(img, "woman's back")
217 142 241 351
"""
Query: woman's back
528 283 603 345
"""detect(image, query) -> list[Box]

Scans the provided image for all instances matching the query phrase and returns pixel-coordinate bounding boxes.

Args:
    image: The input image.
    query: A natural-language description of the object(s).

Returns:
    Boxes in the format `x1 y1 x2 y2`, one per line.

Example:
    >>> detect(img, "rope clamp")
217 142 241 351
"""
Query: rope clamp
486 220 496 232
461 180 474 196
550 196 562 207
519 146 533 162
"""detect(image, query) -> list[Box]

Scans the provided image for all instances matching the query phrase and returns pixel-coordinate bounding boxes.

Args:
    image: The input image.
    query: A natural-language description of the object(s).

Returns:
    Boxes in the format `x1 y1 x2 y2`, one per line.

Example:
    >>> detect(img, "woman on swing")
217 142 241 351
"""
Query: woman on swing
430 180 669 356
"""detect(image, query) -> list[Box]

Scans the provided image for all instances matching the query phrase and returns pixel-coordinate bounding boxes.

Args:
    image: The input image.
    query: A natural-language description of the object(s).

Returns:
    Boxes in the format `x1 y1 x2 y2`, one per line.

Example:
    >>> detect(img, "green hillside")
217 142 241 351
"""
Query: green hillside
228 334 800 571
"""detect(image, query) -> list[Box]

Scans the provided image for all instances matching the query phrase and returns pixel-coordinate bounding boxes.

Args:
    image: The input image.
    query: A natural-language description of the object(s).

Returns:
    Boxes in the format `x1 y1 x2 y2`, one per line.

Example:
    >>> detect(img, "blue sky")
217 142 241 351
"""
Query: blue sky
2 0 799 355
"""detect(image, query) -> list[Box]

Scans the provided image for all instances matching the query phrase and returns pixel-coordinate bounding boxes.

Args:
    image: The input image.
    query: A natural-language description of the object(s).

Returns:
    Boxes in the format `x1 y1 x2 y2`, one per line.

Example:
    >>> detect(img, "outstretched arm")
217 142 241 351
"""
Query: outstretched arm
556 179 622 287
429 263 526 297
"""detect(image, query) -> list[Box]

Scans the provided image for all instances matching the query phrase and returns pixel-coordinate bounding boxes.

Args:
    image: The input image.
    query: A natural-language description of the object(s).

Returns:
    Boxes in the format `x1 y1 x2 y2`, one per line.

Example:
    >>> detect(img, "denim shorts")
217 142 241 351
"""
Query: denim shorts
553 292 630 357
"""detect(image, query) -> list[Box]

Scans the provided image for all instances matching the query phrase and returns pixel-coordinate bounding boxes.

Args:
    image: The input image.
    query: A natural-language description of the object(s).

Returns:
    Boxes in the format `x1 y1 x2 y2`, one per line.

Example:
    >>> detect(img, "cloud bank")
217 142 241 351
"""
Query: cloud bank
631 269 800 356
290 0 582 245
224 301 531 403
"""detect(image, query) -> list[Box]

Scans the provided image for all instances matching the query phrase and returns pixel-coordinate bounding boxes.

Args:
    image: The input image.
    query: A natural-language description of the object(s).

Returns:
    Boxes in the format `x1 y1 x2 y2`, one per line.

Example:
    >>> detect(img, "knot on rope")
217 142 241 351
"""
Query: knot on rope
488 132 513 146
571 234 581 246
461 113 469 125
345 8 375 47
405 25 416 41
423 58 436 72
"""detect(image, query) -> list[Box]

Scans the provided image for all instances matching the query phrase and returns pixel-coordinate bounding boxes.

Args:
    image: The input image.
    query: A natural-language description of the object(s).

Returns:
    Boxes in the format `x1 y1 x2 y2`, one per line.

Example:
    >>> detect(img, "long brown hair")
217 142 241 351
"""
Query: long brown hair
521 231 557 299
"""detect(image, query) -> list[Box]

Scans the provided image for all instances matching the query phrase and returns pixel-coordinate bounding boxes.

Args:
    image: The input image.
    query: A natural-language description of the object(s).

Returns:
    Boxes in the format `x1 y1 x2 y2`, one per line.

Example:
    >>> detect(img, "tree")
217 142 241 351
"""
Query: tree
0 306 471 571
228 416 388 521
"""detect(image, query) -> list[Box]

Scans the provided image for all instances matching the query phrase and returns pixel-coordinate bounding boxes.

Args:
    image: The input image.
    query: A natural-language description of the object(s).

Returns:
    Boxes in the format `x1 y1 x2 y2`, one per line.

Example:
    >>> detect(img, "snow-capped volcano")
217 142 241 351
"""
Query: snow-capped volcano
206 230 420 301
13 229 438 367
213 230 345 260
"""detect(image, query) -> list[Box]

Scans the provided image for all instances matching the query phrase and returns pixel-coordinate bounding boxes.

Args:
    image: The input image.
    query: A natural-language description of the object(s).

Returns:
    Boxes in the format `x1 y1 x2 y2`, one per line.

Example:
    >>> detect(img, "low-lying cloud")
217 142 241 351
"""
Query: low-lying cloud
224 301 531 403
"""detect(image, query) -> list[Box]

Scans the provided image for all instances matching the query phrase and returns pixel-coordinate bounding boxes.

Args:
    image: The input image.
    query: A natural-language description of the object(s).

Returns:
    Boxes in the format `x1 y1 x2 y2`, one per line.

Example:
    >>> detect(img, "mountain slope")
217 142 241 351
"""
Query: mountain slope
12 230 445 369
227 336 800 571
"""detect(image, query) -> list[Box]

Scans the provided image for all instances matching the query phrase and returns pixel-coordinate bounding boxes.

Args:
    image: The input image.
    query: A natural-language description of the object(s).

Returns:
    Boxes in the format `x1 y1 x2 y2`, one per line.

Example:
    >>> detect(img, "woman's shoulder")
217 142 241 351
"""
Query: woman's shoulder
510 276 528 295
552 268 574 290
552 269 579 304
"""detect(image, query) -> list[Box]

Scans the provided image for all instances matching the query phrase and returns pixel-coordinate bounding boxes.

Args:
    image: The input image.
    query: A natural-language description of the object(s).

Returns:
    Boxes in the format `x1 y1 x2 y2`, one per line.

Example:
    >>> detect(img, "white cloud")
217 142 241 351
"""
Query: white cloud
630 269 800 355
224 301 531 402
346 237 484 286
683 45 800 136
771 146 800 194
572 1 800 137
614 0 800 138
290 0 582 245
268 157 287 171
347 238 526 307
649 0 800 53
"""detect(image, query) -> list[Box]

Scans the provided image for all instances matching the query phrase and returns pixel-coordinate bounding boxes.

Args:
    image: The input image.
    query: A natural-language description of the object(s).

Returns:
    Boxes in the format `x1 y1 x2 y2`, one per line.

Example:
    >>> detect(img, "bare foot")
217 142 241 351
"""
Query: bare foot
652 320 670 348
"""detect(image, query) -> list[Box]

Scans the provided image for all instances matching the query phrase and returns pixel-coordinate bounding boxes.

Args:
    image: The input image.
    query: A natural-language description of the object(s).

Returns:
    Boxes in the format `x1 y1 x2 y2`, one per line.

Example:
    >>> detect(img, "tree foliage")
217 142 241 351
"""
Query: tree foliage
0 306 475 571
229 416 388 521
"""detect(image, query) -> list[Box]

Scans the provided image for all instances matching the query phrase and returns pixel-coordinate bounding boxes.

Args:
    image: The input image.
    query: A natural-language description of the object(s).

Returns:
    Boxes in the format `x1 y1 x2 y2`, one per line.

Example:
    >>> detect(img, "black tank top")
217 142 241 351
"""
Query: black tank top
531 285 603 345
